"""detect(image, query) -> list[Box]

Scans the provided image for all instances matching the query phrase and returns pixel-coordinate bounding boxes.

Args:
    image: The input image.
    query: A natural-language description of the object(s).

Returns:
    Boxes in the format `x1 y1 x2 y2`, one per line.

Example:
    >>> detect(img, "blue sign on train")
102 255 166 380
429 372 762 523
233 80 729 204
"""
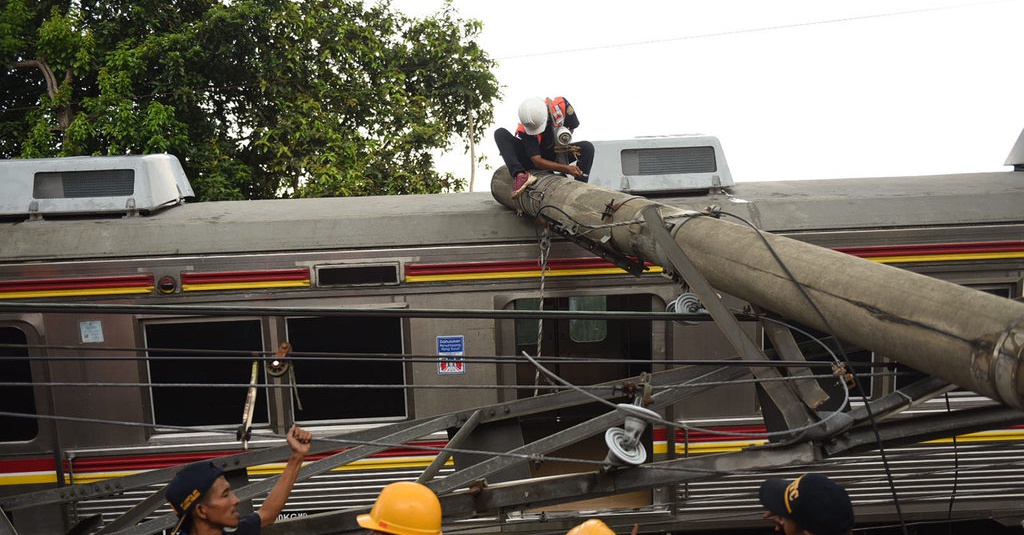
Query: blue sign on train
437 335 465 375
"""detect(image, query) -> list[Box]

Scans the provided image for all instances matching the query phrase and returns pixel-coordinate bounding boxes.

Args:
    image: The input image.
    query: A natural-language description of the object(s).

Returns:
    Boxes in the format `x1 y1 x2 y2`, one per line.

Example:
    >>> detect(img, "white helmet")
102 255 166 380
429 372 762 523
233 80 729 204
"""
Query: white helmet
518 97 548 135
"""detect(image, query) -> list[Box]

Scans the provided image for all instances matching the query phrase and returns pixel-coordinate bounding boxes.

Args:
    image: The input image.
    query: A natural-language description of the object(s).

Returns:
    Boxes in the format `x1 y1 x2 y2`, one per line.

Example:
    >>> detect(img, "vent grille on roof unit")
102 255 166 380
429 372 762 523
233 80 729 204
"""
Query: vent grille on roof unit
588 136 733 193
34 170 135 199
628 146 717 176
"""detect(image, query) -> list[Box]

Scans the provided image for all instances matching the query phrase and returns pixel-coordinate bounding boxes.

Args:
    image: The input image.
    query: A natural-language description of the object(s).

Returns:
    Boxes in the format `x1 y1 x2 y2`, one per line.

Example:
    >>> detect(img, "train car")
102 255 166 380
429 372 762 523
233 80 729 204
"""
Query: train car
0 136 1022 535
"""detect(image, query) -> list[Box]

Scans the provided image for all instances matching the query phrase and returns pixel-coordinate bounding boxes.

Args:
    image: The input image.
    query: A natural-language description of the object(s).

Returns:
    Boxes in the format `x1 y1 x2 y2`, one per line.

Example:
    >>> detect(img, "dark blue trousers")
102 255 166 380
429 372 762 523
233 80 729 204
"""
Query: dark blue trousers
493 128 594 183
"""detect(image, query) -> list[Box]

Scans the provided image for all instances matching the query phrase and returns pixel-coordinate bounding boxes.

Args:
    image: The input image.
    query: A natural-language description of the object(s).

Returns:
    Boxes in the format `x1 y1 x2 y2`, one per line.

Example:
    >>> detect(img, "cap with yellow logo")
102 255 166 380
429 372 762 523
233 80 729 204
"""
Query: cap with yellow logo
165 461 224 533
758 473 854 535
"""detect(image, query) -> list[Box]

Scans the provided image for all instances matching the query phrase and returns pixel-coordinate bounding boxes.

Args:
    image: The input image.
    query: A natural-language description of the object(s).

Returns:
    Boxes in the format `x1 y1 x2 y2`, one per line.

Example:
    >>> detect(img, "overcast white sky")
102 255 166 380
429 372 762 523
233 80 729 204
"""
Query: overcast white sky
384 0 1024 190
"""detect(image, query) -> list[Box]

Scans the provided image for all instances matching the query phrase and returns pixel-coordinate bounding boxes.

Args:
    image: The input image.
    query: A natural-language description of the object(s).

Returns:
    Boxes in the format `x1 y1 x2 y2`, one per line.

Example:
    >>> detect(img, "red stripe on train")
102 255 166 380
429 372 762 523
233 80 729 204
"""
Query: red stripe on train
406 257 648 276
0 275 154 292
836 241 1024 258
181 269 310 285
0 458 57 473
64 452 245 473
4 441 451 475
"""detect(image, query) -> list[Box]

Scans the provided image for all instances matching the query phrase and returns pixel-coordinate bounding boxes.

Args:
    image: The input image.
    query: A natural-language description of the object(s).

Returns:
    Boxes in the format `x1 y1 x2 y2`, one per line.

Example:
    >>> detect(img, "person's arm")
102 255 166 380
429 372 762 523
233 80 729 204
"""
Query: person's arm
521 132 585 179
528 155 584 178
256 424 312 526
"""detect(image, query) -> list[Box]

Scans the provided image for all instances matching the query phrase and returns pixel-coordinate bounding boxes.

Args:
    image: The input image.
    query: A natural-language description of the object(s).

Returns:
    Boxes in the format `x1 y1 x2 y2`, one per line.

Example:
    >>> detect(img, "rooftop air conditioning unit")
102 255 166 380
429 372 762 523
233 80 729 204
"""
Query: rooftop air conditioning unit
0 154 194 218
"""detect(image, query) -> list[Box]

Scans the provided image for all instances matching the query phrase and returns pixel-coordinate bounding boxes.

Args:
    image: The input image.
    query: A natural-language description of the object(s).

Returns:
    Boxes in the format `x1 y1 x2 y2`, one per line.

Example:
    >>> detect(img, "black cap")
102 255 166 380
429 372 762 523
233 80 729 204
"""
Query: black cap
759 473 854 535
165 461 223 531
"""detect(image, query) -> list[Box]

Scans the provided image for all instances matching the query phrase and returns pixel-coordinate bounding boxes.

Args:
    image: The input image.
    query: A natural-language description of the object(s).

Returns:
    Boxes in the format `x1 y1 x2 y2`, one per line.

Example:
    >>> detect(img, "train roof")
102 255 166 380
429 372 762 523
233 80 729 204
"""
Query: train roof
0 171 1021 262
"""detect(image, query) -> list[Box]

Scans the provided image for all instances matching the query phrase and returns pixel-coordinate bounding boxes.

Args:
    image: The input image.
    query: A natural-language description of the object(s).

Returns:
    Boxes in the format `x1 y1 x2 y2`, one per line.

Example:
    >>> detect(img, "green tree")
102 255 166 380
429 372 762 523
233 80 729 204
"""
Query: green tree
0 0 499 199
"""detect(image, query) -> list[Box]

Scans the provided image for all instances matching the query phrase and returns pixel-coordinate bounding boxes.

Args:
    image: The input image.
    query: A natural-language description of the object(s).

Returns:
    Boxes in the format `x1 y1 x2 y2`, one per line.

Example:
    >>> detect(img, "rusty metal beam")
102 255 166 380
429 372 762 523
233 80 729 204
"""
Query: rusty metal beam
428 364 748 495
265 441 822 535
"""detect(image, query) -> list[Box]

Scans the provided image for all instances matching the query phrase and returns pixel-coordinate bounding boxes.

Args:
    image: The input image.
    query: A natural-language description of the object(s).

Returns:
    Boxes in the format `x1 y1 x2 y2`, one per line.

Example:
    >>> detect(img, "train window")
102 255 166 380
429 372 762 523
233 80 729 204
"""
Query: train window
512 294 653 401
0 326 37 441
516 296 610 345
145 319 268 428
514 298 542 346
285 316 405 421
569 296 608 343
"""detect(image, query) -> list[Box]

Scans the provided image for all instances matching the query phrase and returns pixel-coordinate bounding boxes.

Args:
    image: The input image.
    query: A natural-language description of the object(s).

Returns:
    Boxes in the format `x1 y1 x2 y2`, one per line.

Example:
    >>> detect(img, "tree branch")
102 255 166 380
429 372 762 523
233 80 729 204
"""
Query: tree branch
15 58 59 100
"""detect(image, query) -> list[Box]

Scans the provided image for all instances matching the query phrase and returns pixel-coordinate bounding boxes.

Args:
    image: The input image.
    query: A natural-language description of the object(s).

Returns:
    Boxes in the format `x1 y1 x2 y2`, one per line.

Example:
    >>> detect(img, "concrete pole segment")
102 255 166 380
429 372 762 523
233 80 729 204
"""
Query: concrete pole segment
492 168 1024 409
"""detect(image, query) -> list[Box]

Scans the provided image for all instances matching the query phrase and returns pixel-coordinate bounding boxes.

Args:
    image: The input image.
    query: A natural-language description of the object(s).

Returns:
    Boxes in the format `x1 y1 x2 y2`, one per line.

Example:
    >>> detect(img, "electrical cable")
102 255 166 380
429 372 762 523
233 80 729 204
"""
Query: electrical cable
521 351 851 439
497 0 1019 60
0 370 862 392
943 392 960 535
0 410 732 478
713 209 909 534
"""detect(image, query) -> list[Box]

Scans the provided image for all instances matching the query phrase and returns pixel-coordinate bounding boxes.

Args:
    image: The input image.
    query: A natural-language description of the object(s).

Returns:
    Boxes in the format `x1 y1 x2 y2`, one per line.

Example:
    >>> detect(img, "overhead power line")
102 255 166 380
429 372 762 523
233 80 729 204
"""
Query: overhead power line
498 0 1019 60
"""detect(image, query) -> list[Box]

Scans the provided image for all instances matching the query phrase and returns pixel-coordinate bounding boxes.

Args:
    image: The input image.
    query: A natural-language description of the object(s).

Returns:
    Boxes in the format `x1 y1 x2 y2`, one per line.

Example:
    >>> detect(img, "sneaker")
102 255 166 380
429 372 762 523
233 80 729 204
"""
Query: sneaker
510 172 538 199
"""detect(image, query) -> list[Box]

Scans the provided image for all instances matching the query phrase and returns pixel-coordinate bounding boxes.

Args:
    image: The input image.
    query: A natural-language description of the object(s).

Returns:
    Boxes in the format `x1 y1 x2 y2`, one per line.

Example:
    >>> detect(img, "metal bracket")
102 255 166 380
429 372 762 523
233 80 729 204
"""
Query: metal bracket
0 506 17 535
540 214 647 277
759 313 831 409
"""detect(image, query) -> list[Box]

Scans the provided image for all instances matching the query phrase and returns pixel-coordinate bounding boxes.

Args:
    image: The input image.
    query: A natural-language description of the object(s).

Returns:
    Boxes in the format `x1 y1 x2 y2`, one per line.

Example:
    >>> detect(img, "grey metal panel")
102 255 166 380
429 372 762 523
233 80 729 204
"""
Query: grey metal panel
2 172 1021 265
701 172 1024 233
0 193 525 262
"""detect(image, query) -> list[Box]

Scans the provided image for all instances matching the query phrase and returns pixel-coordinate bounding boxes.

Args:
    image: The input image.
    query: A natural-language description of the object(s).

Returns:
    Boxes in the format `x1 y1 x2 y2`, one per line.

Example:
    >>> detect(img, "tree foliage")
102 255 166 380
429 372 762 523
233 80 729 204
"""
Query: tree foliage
0 0 499 199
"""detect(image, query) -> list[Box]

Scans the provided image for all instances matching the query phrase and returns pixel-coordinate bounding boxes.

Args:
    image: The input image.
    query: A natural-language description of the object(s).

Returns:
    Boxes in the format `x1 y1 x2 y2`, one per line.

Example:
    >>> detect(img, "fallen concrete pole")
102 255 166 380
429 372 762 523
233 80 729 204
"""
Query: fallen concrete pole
492 168 1024 409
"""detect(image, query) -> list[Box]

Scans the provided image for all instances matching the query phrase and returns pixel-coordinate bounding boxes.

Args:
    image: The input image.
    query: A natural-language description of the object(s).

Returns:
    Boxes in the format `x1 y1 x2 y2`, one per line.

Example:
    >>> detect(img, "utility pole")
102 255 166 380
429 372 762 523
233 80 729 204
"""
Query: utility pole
468 106 476 191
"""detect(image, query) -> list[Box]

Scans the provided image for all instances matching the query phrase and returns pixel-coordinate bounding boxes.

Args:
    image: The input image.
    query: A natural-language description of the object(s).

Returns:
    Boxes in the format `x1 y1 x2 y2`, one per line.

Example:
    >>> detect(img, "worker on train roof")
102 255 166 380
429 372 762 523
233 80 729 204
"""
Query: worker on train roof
165 424 312 535
494 96 595 199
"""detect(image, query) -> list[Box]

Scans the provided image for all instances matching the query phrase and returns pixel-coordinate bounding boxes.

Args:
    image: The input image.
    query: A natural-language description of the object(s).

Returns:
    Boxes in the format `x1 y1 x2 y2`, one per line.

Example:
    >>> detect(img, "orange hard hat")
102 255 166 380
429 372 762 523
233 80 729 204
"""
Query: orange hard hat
565 519 616 535
356 481 442 535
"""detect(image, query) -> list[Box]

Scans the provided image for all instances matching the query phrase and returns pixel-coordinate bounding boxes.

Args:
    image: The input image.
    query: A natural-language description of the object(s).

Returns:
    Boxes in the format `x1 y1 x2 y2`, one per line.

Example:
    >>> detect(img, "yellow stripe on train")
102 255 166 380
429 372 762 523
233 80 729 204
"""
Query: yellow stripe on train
6 428 1023 487
866 252 1024 264
182 281 310 292
0 287 155 300
653 441 767 456
653 427 1024 455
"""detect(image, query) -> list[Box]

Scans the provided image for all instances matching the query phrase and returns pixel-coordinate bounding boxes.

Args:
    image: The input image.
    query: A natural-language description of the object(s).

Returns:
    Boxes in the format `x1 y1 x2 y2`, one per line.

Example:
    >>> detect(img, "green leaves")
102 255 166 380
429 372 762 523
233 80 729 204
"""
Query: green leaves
1 0 498 200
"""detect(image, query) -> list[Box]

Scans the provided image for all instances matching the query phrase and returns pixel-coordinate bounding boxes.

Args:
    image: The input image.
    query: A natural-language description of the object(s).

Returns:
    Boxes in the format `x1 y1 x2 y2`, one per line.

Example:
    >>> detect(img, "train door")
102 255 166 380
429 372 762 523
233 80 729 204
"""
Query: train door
504 292 655 509
0 324 38 443
513 294 653 398
0 319 66 535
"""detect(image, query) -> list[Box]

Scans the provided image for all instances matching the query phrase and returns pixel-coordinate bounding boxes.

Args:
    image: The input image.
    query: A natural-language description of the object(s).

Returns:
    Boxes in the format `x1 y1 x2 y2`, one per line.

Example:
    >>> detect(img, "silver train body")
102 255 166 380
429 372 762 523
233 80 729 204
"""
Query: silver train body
0 138 1022 534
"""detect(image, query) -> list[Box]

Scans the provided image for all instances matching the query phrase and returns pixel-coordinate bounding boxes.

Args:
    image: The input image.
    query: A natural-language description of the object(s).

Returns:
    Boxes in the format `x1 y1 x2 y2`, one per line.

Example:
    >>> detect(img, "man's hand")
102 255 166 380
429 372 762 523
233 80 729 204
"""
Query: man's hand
564 165 584 178
257 424 313 526
762 511 784 533
286 424 312 457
